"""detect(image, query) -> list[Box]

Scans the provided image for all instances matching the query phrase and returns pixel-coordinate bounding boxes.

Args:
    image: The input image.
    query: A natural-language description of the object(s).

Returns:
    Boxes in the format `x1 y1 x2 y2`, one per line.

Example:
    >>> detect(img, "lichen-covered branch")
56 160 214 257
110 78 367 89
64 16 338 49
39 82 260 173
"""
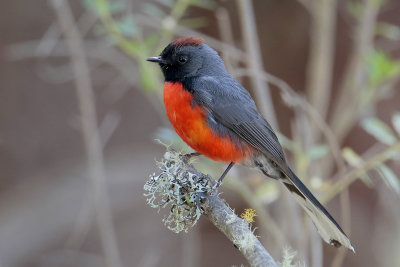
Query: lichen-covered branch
144 147 278 267
203 188 278 267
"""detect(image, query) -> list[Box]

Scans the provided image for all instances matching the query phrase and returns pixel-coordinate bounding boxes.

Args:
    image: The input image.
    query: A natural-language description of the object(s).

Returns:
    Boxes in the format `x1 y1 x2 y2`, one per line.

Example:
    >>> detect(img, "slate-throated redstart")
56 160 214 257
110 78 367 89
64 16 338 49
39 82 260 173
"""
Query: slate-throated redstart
147 37 354 251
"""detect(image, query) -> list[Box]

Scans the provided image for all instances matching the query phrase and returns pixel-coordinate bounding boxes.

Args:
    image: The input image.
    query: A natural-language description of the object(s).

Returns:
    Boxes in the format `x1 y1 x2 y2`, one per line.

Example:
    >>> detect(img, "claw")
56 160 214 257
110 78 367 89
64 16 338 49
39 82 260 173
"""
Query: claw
182 152 201 163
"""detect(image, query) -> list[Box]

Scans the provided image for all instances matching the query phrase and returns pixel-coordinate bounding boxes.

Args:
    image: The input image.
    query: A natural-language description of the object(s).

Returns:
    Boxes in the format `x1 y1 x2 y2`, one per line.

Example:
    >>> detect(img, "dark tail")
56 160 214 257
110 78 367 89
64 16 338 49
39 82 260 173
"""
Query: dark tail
281 167 354 252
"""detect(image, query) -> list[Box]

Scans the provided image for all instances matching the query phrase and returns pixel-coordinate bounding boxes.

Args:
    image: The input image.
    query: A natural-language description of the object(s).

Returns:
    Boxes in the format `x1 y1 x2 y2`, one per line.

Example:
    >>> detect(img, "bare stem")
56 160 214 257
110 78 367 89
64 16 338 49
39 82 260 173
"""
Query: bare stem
329 0 381 142
322 142 400 204
216 8 240 79
51 1 123 266
236 0 278 130
306 0 337 130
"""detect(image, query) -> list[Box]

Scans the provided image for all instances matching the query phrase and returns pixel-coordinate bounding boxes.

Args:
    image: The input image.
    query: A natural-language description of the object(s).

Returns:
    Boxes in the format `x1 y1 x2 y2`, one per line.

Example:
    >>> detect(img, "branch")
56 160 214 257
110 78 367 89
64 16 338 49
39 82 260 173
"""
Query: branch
216 8 240 79
204 190 278 267
329 0 382 141
306 0 337 130
226 176 285 249
322 141 400 203
144 148 278 267
236 0 279 130
50 1 123 266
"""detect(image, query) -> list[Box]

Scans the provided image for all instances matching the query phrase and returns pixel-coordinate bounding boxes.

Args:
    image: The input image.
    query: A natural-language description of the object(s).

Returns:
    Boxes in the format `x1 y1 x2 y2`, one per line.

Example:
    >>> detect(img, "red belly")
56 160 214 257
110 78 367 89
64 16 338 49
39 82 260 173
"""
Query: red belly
163 82 252 163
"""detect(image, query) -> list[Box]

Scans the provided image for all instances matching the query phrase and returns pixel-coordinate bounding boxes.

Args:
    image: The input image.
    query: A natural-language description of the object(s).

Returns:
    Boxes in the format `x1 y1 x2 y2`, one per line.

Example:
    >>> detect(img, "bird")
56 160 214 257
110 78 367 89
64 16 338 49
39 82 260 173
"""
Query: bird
147 36 354 252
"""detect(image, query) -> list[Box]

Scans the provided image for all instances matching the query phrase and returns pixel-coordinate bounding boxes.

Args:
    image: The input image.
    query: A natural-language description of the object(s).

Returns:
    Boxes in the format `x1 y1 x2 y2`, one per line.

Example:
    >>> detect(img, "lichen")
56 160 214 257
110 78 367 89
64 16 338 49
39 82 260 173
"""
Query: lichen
144 149 215 233
280 247 305 267
231 224 257 254
240 208 257 223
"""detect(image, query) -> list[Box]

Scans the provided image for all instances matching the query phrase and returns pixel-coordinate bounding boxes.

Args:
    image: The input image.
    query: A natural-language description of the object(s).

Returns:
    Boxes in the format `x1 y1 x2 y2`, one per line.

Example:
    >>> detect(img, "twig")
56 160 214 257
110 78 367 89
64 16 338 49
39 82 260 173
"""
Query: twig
330 189 351 267
236 0 279 130
322 142 400 203
50 1 123 266
306 0 337 132
329 0 382 142
133 13 247 61
216 7 241 81
296 0 312 12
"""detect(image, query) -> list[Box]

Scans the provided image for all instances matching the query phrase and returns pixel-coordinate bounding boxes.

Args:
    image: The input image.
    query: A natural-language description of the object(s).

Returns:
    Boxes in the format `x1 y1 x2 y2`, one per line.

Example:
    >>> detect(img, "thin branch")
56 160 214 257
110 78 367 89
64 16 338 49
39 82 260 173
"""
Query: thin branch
306 0 337 131
50 1 123 266
296 0 312 12
236 0 279 130
216 7 241 81
330 189 351 267
322 142 400 204
329 0 382 142
132 14 247 62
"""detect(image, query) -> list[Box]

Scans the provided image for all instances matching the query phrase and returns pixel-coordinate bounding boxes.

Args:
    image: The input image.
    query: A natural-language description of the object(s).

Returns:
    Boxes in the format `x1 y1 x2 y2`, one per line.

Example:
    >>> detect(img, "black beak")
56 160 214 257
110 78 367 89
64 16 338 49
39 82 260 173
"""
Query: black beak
146 56 164 63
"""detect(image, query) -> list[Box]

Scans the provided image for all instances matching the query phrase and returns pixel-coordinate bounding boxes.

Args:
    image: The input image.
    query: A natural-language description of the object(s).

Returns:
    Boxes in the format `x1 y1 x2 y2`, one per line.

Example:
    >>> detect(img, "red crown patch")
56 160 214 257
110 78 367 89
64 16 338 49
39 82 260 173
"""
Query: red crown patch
171 37 204 47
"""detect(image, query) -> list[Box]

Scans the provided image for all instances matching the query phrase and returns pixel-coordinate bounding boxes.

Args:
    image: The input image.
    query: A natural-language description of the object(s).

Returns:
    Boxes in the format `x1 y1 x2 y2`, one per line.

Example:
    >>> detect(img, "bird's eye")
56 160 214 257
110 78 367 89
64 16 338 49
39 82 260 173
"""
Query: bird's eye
178 55 188 64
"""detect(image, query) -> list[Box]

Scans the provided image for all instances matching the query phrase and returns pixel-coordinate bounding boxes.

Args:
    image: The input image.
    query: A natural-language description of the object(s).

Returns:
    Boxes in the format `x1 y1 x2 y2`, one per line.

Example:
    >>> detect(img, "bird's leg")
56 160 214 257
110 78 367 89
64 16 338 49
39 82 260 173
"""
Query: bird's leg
217 162 235 186
186 152 201 158
182 152 201 163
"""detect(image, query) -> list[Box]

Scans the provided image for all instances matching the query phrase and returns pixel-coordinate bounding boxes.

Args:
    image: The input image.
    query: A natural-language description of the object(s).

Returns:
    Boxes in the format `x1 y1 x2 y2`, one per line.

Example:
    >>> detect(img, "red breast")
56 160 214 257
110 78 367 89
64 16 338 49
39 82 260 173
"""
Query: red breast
163 82 253 163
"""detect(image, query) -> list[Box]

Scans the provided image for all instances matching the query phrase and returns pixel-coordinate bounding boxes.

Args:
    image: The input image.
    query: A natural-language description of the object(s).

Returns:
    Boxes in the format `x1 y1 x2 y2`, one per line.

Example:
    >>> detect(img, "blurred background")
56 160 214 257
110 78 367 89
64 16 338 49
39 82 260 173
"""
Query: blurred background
1 0 400 266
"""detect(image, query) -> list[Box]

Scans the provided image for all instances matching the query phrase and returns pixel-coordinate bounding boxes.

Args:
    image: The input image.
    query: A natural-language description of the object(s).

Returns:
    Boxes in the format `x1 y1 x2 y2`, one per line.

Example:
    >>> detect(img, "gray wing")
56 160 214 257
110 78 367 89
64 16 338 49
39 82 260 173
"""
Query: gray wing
192 76 354 251
192 75 287 167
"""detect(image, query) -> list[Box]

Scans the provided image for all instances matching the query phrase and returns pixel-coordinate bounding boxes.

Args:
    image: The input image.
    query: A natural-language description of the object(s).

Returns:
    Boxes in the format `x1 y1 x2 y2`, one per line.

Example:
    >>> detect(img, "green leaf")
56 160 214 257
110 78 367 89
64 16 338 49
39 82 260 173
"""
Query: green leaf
275 132 297 152
140 62 159 91
346 1 363 18
306 145 328 160
142 3 167 18
392 112 400 136
123 41 143 56
361 118 397 145
108 1 124 13
85 0 111 16
115 15 138 37
366 51 400 87
342 147 373 186
254 181 279 204
180 17 208 29
342 147 362 166
156 0 175 7
83 0 96 10
376 164 400 196
145 34 161 50
191 0 216 10
93 24 106 35
376 22 400 41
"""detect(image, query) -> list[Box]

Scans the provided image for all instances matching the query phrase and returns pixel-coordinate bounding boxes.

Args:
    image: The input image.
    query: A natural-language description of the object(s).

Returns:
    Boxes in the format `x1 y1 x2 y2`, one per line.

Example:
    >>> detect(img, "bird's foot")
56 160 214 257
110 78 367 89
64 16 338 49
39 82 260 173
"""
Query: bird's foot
181 152 201 163
215 162 235 187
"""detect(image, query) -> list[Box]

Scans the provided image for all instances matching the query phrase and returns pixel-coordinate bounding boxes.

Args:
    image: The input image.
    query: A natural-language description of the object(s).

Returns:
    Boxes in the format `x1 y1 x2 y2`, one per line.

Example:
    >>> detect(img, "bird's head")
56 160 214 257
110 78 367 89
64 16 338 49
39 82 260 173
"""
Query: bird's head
147 37 225 82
